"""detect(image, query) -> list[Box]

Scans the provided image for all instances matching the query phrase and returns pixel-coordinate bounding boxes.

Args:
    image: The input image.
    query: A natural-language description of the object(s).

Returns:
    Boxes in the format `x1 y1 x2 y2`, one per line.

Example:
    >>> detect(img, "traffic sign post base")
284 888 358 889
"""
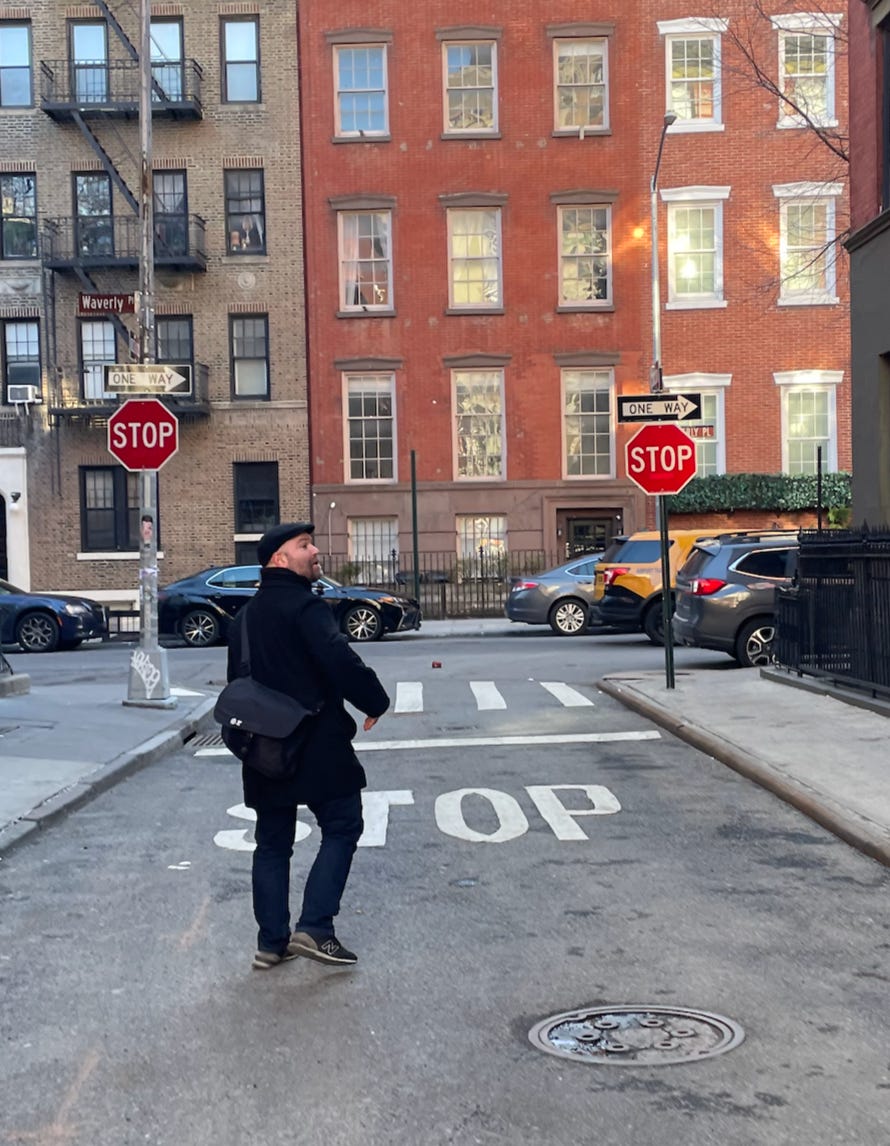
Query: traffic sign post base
124 646 177 709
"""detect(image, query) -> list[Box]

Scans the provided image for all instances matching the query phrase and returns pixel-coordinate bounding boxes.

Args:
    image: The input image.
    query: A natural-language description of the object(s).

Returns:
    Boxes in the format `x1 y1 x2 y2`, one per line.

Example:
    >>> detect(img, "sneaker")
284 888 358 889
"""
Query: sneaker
251 948 297 971
287 931 357 965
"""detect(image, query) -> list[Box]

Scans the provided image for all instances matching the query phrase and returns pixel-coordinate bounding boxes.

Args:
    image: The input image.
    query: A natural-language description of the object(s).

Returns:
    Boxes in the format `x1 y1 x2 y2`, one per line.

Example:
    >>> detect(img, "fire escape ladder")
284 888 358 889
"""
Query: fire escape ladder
72 111 139 214
94 0 173 101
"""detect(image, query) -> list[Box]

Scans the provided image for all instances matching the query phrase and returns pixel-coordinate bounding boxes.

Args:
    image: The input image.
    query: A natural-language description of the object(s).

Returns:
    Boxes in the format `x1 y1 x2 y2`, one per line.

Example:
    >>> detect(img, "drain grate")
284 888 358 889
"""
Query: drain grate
529 1005 744 1066
190 732 224 748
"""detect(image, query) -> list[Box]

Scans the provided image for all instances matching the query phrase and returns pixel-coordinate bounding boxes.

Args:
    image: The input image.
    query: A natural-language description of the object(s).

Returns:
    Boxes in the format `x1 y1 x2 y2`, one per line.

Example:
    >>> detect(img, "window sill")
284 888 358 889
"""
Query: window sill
440 131 502 141
332 133 392 144
777 295 839 307
454 475 505 482
337 309 396 319
77 551 166 561
444 307 505 316
563 472 616 481
226 252 269 261
556 304 615 313
344 478 399 485
0 256 40 265
666 299 728 310
667 121 725 133
777 117 838 130
221 101 265 109
552 127 611 138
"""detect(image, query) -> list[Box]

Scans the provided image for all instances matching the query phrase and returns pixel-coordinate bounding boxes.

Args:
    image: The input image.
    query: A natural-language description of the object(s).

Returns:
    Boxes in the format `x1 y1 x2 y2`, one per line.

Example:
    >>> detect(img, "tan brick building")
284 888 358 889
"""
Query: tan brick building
0 1 307 604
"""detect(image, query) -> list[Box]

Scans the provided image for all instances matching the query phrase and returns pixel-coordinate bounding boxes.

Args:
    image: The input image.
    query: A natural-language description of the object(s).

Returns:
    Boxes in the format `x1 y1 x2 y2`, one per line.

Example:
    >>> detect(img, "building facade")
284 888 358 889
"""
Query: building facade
0 1 308 602
298 1 851 578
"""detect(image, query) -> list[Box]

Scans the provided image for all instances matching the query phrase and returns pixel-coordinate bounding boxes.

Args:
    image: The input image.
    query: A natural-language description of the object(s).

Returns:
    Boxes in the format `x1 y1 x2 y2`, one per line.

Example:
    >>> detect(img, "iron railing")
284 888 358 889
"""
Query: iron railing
49 361 210 416
42 215 207 271
40 58 203 117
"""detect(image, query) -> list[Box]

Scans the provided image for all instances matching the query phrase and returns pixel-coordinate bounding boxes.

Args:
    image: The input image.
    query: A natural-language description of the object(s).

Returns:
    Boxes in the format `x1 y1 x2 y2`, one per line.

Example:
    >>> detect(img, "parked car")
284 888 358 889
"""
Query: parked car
0 578 108 653
157 564 422 647
505 551 611 635
673 531 799 666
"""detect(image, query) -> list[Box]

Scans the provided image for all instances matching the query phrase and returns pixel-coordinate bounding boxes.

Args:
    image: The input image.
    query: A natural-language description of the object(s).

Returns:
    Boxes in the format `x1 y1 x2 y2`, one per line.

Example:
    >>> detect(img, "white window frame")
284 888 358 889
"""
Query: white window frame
452 369 505 481
561 368 615 479
447 207 502 310
661 185 730 309
662 372 730 476
774 369 842 473
347 516 399 582
80 319 116 400
658 18 728 133
337 210 393 312
442 40 498 135
552 37 609 133
772 13 842 129
773 181 842 306
342 372 397 483
456 514 507 575
557 205 612 307
334 43 389 138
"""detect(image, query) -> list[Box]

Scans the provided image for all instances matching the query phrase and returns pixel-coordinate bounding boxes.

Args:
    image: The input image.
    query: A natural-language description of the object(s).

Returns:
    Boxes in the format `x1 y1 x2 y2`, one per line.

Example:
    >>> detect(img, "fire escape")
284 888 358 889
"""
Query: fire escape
39 0 208 422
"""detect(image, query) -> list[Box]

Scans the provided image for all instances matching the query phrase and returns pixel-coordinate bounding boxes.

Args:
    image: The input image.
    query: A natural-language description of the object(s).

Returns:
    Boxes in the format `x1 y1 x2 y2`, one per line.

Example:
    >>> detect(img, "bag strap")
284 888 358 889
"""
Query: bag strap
236 606 252 676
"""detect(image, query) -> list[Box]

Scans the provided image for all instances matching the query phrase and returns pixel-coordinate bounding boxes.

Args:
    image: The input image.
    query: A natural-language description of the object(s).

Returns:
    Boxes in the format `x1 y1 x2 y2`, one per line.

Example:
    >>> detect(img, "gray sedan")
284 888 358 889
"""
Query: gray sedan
504 554 603 635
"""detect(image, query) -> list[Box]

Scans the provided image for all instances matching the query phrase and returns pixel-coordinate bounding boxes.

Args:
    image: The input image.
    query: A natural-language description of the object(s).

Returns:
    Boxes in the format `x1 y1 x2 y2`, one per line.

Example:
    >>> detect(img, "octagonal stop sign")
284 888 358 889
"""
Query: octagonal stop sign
625 422 697 496
107 398 179 472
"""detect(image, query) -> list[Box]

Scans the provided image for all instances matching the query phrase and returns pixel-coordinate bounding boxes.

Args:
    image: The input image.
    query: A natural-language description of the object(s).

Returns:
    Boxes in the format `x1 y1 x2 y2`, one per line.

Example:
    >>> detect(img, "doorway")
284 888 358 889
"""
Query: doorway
556 511 620 560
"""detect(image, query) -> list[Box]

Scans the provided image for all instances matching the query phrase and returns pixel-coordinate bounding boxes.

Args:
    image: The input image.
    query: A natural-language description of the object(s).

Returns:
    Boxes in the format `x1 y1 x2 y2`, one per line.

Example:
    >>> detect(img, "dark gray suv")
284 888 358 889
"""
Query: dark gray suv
673 532 799 667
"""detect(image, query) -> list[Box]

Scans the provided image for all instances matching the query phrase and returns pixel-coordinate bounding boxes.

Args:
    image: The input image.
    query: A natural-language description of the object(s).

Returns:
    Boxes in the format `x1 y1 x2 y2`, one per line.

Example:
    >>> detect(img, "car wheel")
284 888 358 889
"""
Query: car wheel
342 604 383 642
548 598 588 635
643 600 665 645
15 611 60 653
181 609 220 648
734 618 776 667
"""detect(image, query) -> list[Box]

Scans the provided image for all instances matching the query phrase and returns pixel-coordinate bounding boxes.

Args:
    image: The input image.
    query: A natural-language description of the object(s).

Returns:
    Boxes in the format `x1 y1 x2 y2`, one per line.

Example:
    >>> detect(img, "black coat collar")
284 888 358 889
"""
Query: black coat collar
259 567 314 591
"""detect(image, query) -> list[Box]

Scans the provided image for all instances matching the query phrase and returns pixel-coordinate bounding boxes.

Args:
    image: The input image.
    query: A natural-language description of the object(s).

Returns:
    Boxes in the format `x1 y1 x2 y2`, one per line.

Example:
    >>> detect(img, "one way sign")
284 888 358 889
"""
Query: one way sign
617 392 702 423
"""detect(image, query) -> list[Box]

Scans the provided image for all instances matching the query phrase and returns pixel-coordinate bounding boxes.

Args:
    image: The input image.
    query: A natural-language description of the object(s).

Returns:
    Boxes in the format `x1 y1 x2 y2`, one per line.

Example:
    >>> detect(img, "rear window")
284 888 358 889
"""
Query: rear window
599 537 627 562
611 539 665 563
735 548 794 579
567 559 599 576
679 545 718 578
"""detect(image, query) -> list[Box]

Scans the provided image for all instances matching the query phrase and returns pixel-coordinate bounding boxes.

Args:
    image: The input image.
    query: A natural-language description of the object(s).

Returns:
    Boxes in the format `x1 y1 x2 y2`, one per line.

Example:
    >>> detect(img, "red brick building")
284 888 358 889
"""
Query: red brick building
297 1 850 576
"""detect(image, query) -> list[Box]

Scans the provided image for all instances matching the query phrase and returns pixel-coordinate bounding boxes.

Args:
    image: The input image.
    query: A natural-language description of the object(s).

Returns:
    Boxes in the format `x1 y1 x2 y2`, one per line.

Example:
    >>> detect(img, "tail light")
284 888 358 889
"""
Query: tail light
603 566 629 588
689 578 726 596
514 580 538 590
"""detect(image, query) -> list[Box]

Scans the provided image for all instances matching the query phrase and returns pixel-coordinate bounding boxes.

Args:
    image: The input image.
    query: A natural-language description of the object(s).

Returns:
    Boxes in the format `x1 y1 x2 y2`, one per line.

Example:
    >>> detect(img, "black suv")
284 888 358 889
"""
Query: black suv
673 532 799 667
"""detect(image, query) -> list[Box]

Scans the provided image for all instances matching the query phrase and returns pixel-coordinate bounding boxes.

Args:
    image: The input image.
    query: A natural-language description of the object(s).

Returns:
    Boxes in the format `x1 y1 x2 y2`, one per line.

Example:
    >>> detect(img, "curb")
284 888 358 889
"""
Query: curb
597 677 890 869
0 695 219 859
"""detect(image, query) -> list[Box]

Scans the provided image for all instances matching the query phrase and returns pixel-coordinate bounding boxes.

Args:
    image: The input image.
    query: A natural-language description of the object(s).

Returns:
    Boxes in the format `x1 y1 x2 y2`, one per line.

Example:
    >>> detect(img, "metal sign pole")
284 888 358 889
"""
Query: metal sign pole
658 493 676 690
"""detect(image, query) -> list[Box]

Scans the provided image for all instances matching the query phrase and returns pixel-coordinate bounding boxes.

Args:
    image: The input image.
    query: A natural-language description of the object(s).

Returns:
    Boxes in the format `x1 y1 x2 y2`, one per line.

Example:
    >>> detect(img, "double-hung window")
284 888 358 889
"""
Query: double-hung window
234 462 279 533
0 22 32 106
74 172 113 258
442 39 498 134
348 518 398 583
447 206 502 309
338 209 392 311
775 370 842 474
225 170 266 254
773 181 842 304
562 369 613 478
553 37 608 132
658 19 727 130
230 314 268 398
2 320 40 404
222 17 260 103
1 174 37 259
662 186 730 308
456 514 507 579
453 369 504 479
150 18 184 102
663 373 730 476
557 202 612 306
153 170 188 258
156 315 192 369
70 21 108 104
772 13 842 128
344 373 396 481
80 319 115 400
333 43 388 137
80 467 140 552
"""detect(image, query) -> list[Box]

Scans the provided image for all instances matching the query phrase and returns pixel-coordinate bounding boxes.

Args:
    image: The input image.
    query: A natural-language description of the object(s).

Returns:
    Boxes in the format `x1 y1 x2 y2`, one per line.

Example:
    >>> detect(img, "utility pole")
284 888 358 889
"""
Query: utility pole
125 0 174 708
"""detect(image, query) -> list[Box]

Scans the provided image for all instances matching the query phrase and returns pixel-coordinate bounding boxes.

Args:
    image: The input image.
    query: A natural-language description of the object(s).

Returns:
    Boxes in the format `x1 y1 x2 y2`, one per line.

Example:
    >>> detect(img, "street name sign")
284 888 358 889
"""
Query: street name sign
103 363 192 395
625 423 697 496
107 398 179 472
617 392 702 423
78 292 137 315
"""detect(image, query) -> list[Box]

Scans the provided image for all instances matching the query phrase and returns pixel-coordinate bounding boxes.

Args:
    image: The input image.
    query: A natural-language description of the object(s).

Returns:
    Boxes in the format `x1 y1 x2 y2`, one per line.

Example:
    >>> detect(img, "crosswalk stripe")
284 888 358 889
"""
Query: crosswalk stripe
470 681 507 710
539 681 594 707
395 682 424 713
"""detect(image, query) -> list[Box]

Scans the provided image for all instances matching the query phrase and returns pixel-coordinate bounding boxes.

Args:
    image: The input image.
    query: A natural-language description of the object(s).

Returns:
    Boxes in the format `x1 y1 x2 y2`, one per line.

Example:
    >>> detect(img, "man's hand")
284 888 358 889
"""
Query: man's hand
363 715 380 732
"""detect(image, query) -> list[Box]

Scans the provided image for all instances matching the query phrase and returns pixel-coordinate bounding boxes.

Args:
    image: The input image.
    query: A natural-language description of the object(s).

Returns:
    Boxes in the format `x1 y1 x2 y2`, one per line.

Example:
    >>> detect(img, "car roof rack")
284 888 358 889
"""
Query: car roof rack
713 529 799 543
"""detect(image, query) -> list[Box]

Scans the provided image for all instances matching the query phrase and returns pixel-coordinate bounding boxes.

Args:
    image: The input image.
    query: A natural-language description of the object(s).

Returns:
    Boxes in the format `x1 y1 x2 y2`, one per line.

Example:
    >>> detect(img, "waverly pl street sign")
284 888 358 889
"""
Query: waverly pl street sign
617 392 702 423
103 364 192 395
78 292 137 315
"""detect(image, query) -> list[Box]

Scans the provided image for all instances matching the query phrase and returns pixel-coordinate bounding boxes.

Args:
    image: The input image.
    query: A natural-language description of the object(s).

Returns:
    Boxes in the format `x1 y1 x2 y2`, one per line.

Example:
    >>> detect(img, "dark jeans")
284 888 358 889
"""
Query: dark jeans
251 792 363 954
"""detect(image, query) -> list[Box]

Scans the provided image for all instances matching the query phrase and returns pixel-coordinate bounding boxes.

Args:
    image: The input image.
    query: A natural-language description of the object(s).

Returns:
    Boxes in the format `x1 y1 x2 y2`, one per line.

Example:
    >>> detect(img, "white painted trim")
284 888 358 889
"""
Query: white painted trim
337 208 394 313
442 38 499 135
551 36 610 133
451 367 506 480
332 42 389 138
770 13 843 31
657 18 729 35
341 371 398 484
668 121 725 134
76 551 165 560
777 296 839 307
660 185 730 202
665 299 728 310
772 181 843 199
1 447 30 589
233 533 261 542
556 203 613 308
773 370 843 387
560 365 616 480
662 372 732 389
446 206 503 310
777 377 839 472
662 26 724 127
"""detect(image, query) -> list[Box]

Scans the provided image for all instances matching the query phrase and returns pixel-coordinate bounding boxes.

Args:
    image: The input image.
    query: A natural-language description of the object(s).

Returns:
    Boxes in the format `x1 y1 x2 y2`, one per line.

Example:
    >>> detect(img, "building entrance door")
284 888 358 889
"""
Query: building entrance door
556 512 619 559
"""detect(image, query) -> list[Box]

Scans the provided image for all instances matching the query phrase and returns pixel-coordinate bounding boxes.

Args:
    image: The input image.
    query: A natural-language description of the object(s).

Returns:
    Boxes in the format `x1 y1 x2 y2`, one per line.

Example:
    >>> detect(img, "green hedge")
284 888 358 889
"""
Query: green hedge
668 472 852 514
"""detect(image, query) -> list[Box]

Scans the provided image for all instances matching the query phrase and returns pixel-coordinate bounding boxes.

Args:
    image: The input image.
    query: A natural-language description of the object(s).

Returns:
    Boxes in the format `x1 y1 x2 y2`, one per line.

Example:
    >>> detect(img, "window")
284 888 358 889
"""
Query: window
230 315 268 398
225 170 266 254
448 208 502 309
662 187 730 307
80 319 116 400
153 171 187 258
558 205 611 305
338 211 392 311
222 17 259 103
563 369 613 477
663 373 729 476
0 22 32 107
345 373 395 481
773 14 842 127
2 320 39 404
1 174 36 259
348 517 398 583
233 462 279 533
74 173 113 257
456 515 507 578
70 22 108 103
774 182 842 304
554 38 608 131
443 41 497 133
775 370 842 473
151 19 184 101
736 549 795 579
156 315 192 366
453 370 504 479
658 19 728 129
80 467 140 552
334 45 388 137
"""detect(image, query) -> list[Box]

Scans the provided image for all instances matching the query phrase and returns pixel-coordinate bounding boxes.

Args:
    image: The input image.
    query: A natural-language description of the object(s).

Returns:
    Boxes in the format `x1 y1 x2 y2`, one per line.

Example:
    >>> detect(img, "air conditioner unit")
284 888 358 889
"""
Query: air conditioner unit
7 385 40 404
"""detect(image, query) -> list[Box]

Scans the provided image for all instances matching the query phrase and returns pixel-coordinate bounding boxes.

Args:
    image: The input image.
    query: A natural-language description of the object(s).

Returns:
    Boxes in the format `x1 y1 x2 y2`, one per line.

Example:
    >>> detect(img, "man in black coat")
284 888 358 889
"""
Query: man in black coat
227 522 390 970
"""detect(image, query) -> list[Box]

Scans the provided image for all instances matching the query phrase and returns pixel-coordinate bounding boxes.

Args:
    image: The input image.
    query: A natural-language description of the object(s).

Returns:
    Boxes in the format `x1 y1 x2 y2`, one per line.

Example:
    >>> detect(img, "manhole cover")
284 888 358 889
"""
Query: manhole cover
190 732 224 748
529 1005 744 1066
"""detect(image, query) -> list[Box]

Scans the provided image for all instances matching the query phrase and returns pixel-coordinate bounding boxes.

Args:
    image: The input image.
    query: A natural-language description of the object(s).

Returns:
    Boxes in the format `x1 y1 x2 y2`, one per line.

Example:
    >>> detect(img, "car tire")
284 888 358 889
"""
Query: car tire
548 598 588 635
342 604 383 642
734 618 776 667
15 611 60 653
181 609 220 648
643 599 677 646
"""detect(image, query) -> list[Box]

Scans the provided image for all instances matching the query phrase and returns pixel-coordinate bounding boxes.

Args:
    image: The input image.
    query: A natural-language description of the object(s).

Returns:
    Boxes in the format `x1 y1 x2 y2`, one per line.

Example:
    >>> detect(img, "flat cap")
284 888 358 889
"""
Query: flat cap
257 522 315 566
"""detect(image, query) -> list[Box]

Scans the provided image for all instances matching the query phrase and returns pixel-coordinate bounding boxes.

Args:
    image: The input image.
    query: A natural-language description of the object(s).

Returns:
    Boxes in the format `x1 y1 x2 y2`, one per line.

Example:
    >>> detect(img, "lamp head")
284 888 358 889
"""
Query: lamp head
664 111 678 127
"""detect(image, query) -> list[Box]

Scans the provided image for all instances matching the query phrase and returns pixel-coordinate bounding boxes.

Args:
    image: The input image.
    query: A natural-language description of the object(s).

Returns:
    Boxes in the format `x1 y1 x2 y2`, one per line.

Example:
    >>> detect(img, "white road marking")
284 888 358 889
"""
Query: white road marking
470 681 507 709
526 784 621 837
394 682 424 713
435 788 529 843
539 681 594 707
170 686 205 697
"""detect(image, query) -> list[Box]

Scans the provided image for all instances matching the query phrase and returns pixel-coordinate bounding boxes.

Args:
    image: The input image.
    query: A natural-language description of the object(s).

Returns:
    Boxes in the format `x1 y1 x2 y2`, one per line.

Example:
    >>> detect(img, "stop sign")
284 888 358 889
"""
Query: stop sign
625 423 697 495
107 398 179 472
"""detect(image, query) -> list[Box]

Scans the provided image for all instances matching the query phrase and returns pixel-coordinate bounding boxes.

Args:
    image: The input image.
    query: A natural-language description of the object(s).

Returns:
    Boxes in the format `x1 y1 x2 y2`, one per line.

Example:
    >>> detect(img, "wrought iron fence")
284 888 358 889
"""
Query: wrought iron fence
775 528 890 696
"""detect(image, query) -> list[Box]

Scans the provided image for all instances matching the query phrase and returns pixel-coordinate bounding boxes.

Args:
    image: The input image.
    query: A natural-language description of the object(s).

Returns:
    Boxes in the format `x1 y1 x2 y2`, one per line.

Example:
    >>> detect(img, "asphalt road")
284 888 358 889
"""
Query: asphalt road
1 635 888 1144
